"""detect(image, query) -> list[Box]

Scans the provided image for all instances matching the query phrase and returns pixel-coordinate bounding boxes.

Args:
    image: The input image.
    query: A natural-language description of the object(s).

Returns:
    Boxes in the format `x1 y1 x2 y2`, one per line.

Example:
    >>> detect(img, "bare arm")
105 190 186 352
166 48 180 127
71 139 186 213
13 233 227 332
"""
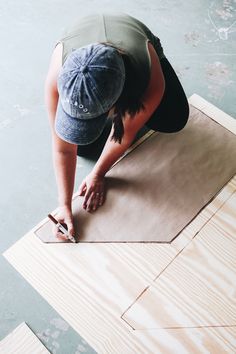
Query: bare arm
45 43 78 208
44 43 77 236
79 42 165 211
93 41 165 177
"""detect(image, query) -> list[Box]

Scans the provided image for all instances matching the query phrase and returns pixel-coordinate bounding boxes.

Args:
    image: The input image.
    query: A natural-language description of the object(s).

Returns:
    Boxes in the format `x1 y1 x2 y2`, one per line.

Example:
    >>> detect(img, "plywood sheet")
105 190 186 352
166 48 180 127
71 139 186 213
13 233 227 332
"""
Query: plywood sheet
3 234 180 353
35 104 236 243
122 192 236 329
0 323 50 354
3 95 236 353
3 180 236 353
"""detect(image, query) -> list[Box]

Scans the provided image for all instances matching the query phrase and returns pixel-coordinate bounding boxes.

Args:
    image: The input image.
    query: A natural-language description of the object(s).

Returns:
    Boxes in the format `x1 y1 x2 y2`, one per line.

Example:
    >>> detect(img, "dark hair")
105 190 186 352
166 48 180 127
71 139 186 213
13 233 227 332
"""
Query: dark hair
101 43 145 144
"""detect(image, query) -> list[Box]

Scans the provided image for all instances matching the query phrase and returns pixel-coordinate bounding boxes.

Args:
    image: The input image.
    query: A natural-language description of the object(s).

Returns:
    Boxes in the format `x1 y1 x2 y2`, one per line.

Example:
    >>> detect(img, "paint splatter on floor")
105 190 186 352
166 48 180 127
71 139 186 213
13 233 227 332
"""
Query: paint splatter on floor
205 61 233 99
37 317 70 353
50 318 69 332
184 31 201 46
215 0 235 21
37 317 95 354
75 340 94 353
207 0 236 41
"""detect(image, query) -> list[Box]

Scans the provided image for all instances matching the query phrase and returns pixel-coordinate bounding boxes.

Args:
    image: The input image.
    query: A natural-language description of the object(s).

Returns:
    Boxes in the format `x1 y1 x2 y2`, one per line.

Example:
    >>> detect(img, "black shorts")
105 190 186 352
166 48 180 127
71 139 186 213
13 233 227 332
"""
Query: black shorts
145 56 189 132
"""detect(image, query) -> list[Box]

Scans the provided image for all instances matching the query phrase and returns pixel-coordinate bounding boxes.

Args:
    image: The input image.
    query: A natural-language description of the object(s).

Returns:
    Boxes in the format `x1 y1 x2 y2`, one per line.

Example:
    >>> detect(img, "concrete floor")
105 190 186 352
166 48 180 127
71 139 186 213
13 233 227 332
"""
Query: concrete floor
0 1 235 353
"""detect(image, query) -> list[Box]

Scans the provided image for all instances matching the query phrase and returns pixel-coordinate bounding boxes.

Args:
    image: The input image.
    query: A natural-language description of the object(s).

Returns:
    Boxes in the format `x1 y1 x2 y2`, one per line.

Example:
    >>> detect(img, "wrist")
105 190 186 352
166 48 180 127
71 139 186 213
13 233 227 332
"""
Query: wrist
91 168 106 178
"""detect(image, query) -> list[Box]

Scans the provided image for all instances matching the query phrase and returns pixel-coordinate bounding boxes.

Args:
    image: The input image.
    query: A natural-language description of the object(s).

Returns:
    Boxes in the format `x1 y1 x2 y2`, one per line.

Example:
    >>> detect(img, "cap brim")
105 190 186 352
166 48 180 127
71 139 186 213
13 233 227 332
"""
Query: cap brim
55 101 108 145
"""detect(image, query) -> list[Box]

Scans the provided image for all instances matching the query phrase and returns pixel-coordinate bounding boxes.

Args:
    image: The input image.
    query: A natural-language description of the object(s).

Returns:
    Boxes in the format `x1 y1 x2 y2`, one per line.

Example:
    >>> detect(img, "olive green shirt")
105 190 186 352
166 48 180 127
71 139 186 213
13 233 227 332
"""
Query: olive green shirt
57 12 166 95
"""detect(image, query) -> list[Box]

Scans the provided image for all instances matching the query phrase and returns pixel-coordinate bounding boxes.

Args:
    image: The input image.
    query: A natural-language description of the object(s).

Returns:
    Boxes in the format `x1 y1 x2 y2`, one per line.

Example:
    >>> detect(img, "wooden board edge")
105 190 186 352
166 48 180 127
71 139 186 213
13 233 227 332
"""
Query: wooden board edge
0 322 50 353
188 94 236 135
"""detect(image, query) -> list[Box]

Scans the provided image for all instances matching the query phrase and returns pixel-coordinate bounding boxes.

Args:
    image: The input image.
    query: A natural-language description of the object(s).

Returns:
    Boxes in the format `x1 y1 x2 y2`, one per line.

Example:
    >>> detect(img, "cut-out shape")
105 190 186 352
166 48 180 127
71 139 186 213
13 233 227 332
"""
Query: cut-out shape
35 105 236 242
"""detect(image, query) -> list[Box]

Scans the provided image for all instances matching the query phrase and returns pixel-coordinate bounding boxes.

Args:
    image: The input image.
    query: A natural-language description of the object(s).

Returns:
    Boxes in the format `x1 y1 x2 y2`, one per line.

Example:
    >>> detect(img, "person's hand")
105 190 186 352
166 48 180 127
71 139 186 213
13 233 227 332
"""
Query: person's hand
78 172 105 212
53 205 75 241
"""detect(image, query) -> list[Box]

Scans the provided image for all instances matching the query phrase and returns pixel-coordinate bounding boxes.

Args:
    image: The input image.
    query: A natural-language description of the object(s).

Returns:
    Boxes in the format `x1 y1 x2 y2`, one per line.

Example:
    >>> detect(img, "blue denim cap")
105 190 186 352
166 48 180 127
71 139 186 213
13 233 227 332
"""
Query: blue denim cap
55 43 125 145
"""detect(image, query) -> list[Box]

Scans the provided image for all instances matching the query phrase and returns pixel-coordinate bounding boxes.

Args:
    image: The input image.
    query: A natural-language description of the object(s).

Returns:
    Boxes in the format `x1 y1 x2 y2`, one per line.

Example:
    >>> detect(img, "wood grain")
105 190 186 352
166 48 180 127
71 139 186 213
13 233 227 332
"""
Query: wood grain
132 326 236 354
3 95 236 353
0 323 50 354
122 192 236 329
3 233 180 353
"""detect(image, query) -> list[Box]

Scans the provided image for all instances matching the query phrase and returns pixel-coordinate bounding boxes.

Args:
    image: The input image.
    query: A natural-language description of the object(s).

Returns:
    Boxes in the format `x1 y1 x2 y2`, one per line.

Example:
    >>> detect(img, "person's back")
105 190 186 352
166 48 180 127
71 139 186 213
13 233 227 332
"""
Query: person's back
57 12 166 95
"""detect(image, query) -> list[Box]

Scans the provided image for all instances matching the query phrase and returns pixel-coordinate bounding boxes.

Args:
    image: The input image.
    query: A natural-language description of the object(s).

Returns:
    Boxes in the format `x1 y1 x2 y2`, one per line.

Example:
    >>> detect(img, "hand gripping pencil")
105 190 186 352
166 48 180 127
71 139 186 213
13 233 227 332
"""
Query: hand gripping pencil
48 214 76 243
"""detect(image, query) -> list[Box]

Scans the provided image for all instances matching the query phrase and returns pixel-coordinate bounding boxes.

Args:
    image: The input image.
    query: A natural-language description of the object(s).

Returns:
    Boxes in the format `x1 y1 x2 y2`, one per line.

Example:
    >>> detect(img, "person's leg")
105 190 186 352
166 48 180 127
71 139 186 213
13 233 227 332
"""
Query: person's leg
146 57 189 133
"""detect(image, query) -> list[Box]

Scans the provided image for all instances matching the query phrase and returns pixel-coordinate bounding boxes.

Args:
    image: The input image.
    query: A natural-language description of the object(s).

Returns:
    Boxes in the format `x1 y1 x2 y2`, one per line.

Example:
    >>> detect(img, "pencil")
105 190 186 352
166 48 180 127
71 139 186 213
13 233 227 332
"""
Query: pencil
48 214 76 243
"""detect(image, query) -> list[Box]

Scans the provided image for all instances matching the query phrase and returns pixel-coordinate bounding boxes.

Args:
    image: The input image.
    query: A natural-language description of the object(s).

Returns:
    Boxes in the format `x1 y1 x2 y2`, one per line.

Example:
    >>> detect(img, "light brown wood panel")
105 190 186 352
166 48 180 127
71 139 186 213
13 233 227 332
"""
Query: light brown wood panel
122 192 236 329
0 323 50 354
3 232 180 353
3 95 236 353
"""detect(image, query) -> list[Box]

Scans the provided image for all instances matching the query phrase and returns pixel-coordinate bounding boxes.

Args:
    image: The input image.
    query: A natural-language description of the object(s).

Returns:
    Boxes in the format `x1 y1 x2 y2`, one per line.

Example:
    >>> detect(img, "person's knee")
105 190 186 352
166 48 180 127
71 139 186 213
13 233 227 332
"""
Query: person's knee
180 102 190 129
172 101 190 133
146 100 190 133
